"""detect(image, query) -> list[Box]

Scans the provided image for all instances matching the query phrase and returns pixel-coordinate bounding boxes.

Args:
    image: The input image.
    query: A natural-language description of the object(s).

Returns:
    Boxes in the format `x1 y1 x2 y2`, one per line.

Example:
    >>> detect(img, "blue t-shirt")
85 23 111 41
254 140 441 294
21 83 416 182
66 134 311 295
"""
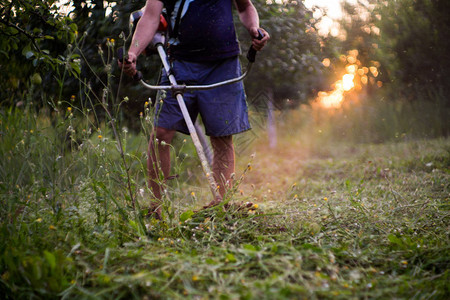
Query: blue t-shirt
159 0 241 61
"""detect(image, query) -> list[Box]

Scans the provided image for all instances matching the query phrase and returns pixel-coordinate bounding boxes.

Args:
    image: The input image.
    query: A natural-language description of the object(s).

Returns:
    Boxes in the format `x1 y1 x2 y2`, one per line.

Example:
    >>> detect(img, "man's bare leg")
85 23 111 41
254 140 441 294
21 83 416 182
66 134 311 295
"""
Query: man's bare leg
147 127 176 216
209 135 235 205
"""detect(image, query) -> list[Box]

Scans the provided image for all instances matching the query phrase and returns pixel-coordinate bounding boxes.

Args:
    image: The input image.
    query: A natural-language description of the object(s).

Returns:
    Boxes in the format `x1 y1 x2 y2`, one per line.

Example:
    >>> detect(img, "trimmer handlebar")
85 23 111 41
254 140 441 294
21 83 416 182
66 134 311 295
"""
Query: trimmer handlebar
119 30 264 89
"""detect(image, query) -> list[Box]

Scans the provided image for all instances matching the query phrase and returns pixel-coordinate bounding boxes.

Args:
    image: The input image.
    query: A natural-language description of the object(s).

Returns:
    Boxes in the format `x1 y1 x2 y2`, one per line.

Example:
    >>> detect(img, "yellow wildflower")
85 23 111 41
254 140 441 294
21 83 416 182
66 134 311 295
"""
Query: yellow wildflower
49 225 56 230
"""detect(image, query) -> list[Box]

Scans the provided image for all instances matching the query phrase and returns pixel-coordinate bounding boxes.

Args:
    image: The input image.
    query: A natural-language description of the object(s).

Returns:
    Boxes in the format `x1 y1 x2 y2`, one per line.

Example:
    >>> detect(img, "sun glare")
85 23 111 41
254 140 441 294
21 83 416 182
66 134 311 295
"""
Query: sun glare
317 73 354 109
342 74 355 91
316 50 382 109
317 89 344 109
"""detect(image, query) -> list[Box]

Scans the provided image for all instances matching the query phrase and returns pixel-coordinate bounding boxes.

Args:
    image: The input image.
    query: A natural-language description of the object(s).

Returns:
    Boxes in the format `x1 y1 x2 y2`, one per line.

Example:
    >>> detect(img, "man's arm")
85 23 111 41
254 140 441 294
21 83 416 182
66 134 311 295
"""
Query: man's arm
234 0 269 51
122 0 163 77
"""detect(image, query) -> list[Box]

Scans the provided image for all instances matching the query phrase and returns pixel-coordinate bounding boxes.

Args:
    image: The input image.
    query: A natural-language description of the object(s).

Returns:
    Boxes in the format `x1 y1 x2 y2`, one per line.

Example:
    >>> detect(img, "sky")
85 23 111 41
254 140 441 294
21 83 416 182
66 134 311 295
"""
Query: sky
304 0 345 19
303 0 358 36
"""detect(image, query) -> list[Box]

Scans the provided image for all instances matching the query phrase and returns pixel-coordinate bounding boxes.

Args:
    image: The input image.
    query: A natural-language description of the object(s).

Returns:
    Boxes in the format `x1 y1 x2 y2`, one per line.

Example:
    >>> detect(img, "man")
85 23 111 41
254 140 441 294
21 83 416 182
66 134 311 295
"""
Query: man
122 0 269 218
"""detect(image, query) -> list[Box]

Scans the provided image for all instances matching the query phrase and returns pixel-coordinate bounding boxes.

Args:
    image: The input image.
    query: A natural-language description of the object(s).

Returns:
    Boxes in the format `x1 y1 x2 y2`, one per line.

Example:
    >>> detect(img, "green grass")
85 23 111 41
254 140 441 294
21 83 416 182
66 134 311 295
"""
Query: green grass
1 102 449 299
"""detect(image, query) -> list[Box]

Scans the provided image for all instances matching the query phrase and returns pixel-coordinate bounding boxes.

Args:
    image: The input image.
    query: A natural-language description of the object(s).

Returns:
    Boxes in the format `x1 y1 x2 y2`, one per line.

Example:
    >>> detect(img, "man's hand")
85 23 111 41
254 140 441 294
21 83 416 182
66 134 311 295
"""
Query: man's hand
119 0 163 79
118 52 138 78
235 0 270 51
249 27 270 51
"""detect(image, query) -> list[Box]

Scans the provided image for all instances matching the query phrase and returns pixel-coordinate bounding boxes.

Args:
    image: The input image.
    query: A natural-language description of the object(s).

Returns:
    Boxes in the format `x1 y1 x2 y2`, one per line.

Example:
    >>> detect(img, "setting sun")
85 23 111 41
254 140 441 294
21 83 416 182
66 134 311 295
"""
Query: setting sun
316 73 355 109
342 74 355 91
316 50 382 109
317 89 344 109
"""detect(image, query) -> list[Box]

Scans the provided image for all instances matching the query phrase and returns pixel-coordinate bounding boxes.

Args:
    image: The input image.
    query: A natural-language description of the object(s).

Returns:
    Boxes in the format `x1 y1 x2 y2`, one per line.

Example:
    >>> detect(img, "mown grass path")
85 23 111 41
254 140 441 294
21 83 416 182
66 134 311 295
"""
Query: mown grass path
235 137 450 299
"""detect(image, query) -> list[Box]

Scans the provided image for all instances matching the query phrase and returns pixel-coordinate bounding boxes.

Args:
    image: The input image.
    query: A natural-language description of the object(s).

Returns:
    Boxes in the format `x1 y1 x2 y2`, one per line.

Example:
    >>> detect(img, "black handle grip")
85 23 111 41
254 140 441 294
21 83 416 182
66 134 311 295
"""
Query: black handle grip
117 47 125 61
246 29 265 63
132 70 143 81
117 48 142 81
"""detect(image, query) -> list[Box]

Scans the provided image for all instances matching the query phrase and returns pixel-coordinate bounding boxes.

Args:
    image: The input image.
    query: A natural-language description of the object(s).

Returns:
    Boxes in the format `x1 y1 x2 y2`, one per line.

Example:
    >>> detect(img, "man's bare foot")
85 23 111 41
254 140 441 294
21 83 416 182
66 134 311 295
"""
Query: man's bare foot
202 199 222 209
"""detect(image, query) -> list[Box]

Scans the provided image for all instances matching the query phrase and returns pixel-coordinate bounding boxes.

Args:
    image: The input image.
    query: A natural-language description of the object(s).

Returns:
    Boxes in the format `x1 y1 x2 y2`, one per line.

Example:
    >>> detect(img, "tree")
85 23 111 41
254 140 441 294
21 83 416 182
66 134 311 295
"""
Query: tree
326 1 388 97
0 0 79 104
373 0 450 104
236 0 324 109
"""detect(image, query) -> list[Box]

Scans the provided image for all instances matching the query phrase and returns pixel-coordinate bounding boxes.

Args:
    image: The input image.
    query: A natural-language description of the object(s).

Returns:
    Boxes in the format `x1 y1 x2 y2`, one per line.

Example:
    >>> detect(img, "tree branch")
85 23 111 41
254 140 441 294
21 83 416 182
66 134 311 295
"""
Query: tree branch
0 18 42 52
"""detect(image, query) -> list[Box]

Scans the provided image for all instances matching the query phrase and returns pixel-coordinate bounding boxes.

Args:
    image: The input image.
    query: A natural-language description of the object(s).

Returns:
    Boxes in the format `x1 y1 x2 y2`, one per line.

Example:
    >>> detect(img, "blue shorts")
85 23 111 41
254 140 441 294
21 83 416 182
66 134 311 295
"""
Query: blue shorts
155 56 251 137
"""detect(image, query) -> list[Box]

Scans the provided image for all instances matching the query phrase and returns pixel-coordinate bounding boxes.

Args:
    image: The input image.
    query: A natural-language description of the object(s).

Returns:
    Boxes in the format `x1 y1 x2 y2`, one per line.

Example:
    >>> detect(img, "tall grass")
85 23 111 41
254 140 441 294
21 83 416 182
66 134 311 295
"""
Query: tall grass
276 95 449 152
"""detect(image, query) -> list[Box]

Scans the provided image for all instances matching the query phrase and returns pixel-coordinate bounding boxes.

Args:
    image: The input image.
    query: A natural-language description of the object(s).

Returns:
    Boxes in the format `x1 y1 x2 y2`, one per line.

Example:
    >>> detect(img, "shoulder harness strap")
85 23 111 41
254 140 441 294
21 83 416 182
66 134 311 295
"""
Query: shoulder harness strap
167 0 187 39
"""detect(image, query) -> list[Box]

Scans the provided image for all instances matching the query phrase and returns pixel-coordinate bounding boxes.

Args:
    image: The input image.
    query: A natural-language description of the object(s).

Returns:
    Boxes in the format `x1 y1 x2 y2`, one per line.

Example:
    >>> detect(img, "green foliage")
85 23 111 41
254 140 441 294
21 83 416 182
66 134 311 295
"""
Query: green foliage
339 0 450 113
1 247 74 298
0 0 150 111
331 1 389 99
373 0 450 106
0 0 80 103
